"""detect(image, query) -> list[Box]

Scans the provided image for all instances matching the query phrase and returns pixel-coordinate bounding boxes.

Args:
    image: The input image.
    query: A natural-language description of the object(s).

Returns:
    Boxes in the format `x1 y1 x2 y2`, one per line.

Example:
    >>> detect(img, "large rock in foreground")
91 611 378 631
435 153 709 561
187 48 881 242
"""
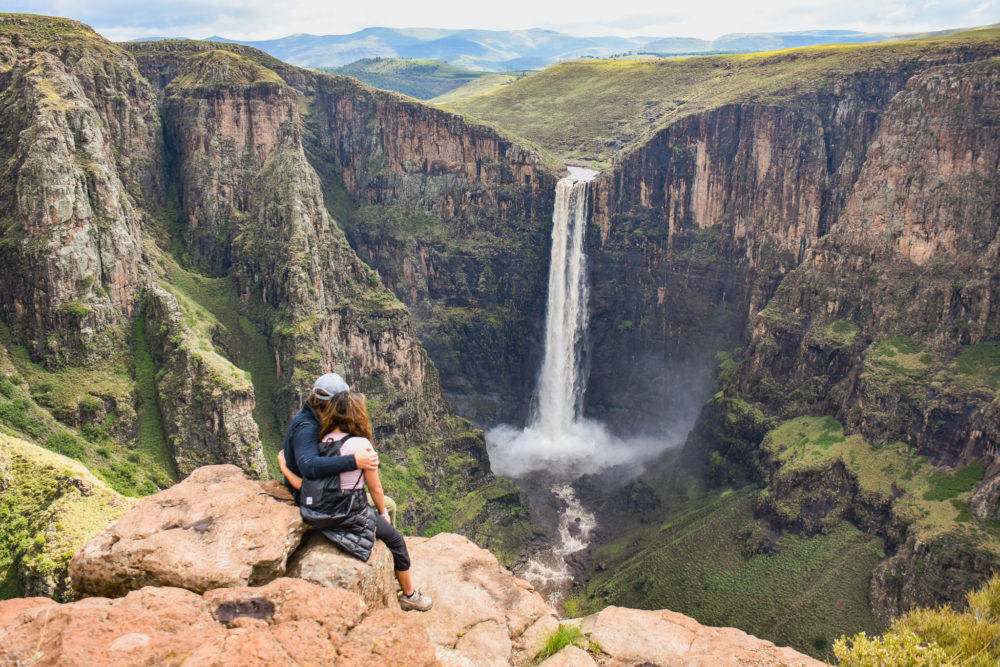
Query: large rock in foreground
70 465 306 596
0 577 436 666
405 533 559 665
578 606 823 666
286 531 396 610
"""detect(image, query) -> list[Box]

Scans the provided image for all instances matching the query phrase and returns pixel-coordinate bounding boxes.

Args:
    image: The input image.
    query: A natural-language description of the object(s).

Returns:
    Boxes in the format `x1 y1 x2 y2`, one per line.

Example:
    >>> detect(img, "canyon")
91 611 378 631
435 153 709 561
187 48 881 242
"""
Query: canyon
1 10 1000 662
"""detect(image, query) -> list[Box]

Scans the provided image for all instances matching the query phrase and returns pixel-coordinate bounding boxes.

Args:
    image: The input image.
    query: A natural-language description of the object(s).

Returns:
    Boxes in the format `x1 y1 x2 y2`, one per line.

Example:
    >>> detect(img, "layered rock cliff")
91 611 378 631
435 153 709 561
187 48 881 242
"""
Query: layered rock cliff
579 43 1000 626
0 14 539 571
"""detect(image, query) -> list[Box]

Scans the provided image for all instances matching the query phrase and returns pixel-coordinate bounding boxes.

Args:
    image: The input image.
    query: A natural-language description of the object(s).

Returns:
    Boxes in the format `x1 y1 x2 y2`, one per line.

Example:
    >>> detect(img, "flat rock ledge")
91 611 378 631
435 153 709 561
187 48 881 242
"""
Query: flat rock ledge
0 578 436 665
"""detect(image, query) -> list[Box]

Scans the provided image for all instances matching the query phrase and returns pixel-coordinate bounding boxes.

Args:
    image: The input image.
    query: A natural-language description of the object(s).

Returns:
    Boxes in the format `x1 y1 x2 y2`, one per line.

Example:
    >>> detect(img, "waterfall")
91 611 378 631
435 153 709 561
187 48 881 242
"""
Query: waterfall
487 167 599 604
534 167 596 436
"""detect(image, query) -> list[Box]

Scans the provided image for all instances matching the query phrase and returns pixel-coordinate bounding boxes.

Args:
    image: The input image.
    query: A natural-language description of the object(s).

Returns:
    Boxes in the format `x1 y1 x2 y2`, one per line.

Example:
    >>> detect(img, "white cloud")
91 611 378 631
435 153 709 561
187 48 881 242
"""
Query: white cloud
6 0 998 41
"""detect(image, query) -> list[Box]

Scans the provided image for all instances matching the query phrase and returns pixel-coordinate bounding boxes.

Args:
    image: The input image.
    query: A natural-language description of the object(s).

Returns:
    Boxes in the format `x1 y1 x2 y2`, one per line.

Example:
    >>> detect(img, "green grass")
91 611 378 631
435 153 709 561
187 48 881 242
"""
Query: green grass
0 431 130 600
448 27 1000 162
430 71 533 105
762 416 991 539
131 313 176 481
0 322 173 496
168 49 283 91
161 257 283 476
318 58 529 101
950 342 1000 389
534 624 598 662
580 486 883 660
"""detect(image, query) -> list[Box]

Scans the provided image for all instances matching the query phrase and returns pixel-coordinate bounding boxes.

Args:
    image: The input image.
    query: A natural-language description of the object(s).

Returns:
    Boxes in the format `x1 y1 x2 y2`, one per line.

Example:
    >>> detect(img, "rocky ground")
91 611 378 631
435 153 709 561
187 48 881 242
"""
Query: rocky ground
0 463 820 665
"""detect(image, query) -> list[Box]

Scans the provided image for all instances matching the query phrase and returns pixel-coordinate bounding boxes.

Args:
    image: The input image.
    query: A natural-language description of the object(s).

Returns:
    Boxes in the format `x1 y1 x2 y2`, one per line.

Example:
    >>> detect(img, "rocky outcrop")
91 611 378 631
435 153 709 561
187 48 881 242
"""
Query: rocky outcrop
70 465 304 596
47 466 817 665
406 532 559 665
143 286 267 477
0 578 437 666
577 606 822 666
286 532 396 610
0 432 131 600
0 15 161 365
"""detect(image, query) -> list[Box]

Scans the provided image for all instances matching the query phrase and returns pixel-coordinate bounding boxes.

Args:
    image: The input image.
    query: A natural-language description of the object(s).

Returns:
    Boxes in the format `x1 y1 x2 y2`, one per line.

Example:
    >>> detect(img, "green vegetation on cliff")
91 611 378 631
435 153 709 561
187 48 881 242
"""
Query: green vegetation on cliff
571 485 882 660
836 575 1000 666
0 432 130 599
319 57 525 101
448 26 1000 162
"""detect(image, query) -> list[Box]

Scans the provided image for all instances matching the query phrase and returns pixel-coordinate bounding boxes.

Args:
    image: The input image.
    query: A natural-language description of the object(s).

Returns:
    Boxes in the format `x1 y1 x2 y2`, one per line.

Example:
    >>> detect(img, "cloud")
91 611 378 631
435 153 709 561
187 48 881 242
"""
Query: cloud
5 0 997 41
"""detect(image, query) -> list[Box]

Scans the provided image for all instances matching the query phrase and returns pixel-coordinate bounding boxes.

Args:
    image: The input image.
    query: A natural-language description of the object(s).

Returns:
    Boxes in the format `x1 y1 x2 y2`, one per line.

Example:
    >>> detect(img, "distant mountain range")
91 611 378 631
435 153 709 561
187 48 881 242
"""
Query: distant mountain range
131 27 911 71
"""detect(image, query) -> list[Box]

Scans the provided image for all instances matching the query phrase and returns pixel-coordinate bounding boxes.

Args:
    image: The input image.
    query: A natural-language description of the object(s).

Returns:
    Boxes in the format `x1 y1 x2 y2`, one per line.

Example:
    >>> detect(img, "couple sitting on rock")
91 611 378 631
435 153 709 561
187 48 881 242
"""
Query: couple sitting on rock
277 372 433 612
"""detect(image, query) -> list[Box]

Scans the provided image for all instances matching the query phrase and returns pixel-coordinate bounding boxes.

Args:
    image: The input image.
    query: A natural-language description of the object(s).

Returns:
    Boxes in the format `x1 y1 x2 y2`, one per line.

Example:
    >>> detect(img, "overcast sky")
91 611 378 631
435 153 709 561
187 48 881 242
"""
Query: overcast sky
7 0 999 41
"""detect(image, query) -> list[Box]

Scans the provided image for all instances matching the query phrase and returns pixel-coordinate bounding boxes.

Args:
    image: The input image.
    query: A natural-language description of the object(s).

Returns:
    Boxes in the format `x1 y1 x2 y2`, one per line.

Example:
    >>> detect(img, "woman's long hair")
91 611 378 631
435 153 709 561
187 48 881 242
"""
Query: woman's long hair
314 390 374 443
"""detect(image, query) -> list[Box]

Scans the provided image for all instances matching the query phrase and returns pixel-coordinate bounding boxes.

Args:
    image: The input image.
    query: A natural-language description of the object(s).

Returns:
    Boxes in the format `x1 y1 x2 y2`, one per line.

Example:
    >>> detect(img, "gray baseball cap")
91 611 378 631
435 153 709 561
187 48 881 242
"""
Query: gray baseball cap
312 372 349 400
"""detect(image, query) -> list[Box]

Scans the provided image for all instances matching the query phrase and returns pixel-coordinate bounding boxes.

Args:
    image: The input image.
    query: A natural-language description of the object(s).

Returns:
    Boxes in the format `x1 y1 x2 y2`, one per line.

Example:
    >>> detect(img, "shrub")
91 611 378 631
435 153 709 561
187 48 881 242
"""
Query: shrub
835 575 1000 666
43 433 83 459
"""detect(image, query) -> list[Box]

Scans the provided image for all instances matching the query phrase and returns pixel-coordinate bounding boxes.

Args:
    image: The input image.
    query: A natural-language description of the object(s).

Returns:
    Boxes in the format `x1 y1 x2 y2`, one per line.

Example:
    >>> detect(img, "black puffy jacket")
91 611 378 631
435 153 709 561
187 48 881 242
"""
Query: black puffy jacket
298 434 376 561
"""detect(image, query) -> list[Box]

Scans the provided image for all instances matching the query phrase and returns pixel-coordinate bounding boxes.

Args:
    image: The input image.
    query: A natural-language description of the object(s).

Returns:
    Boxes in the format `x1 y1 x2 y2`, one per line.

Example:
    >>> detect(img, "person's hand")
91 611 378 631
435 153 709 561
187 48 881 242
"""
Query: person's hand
277 450 286 466
354 448 379 470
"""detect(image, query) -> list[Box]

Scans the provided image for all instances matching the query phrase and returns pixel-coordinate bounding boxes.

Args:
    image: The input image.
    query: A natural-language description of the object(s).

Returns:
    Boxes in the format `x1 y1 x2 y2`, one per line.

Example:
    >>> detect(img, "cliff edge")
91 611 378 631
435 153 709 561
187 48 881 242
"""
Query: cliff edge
0 465 820 666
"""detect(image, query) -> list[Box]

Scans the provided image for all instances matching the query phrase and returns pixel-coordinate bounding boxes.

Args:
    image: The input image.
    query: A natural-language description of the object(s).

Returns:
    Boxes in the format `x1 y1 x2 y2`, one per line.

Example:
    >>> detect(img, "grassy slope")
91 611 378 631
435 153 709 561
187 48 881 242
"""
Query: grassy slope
319 58 490 100
447 27 1000 163
0 431 131 599
573 486 883 660
429 71 532 105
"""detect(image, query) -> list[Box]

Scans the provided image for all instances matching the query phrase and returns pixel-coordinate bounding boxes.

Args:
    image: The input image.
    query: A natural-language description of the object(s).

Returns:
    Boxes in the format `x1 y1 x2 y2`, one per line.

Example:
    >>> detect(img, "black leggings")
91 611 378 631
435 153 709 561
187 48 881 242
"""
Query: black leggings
376 513 410 572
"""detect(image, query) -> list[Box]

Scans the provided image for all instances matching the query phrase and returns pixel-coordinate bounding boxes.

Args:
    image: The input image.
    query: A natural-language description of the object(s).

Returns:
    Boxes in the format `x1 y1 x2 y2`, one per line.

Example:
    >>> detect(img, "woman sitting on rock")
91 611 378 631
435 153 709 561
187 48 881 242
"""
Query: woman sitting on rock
278 388 433 612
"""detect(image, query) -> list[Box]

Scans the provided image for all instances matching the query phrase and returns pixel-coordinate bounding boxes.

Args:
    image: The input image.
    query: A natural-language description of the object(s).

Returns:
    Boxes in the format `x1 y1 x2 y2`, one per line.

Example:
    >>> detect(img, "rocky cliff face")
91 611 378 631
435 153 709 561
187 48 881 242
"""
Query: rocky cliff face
566 37 1000 631
0 16 536 567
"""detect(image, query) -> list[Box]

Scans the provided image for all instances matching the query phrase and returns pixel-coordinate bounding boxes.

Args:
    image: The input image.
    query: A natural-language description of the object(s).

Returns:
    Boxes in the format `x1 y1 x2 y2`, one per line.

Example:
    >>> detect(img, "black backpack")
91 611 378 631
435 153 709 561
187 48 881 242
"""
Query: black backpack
299 434 377 561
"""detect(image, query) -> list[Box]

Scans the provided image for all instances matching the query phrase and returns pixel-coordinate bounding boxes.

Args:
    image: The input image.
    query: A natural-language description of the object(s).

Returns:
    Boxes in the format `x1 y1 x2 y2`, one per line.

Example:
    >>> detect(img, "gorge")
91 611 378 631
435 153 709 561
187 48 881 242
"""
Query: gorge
1 10 1000 663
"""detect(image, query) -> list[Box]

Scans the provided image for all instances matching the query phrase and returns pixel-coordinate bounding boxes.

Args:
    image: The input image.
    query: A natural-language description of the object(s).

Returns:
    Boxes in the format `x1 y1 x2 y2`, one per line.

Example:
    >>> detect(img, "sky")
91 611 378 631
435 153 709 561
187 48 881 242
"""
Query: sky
6 0 998 41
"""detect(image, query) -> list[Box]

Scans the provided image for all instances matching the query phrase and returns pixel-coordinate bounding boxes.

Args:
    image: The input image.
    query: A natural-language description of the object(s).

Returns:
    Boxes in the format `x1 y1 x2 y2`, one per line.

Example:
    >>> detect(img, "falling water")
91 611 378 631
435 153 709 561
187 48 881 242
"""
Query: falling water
488 167 599 603
535 167 596 436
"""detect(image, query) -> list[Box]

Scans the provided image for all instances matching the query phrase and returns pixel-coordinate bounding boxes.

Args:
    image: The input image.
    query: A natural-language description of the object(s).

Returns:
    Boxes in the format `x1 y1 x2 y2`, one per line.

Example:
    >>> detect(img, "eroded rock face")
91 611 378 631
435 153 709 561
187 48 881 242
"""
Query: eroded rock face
0 578 437 666
405 533 559 665
579 606 823 667
70 465 305 596
286 531 396 610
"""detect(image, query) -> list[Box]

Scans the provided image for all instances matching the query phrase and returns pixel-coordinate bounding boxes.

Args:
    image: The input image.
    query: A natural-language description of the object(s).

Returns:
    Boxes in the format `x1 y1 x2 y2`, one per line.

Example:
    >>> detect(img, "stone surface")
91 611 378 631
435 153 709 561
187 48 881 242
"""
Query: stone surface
579 606 822 666
0 577 436 666
70 465 306 596
405 532 559 665
286 531 397 610
539 645 597 666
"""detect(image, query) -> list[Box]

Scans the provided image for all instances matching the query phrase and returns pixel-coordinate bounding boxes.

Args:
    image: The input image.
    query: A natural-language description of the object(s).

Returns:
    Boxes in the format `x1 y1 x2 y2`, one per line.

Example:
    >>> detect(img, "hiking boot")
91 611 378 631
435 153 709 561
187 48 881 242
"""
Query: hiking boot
398 589 433 611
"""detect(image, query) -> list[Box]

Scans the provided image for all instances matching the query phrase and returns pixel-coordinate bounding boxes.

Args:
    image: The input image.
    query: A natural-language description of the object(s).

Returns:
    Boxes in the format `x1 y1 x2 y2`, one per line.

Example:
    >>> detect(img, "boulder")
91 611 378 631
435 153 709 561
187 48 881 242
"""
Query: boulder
578 606 823 666
539 645 597 666
70 465 306 596
0 578 436 666
286 531 397 610
405 533 559 665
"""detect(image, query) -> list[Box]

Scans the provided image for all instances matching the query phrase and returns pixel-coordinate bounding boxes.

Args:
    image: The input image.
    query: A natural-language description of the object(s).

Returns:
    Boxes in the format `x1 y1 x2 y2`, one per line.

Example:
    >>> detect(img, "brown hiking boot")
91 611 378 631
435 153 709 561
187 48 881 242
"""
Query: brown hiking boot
398 589 433 611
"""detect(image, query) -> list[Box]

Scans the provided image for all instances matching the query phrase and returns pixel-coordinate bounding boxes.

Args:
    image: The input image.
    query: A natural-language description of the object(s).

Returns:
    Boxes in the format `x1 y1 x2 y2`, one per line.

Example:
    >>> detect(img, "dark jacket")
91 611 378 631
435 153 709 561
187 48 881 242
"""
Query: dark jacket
299 434 376 561
283 403 358 489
